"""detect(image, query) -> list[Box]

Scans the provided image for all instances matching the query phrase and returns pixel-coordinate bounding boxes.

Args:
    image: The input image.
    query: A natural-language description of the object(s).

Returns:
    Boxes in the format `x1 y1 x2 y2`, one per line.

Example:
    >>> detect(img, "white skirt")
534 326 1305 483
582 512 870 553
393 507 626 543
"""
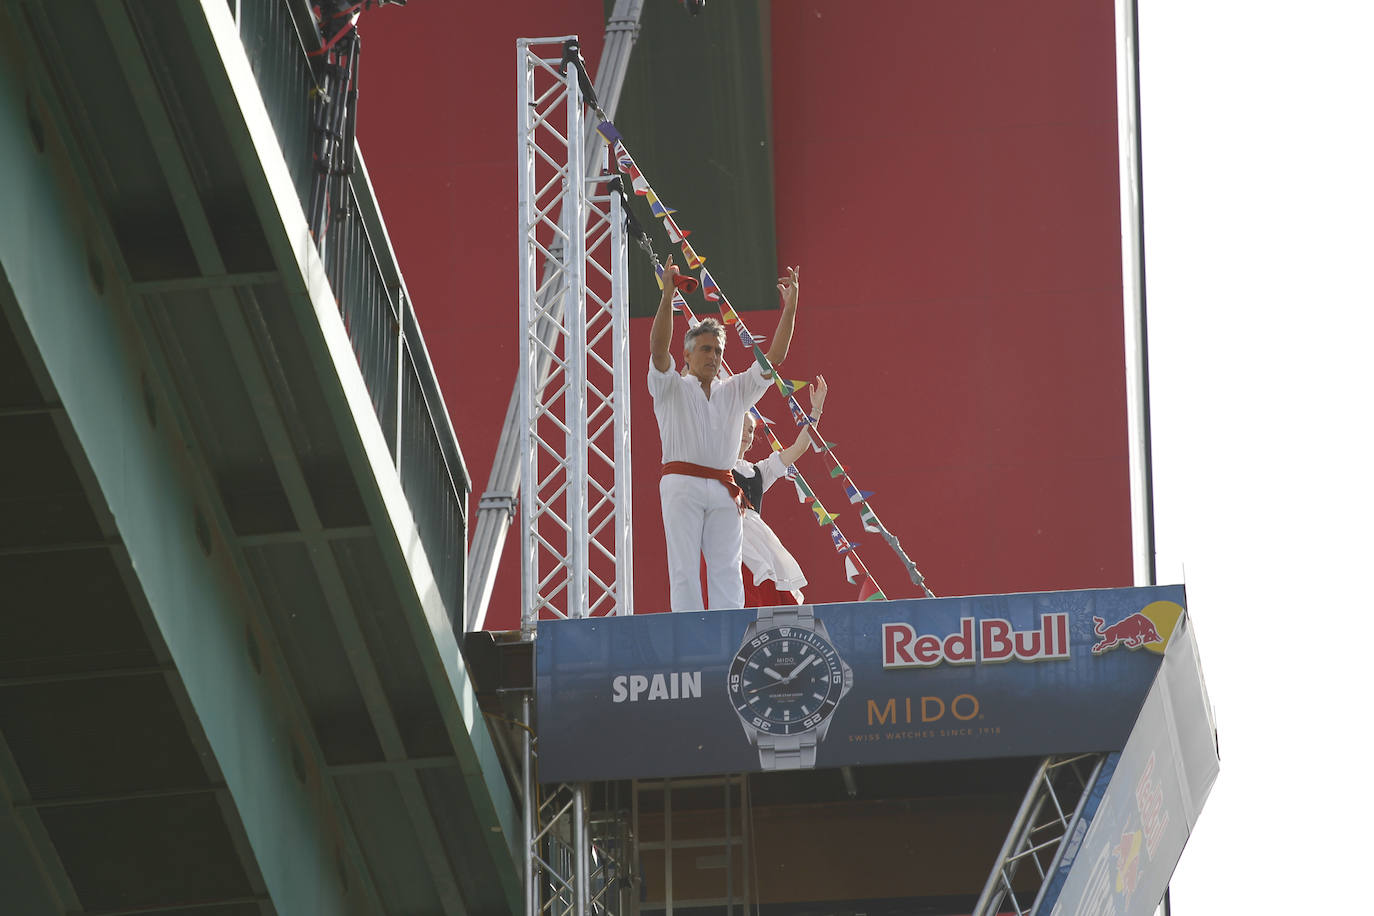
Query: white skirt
741 509 807 593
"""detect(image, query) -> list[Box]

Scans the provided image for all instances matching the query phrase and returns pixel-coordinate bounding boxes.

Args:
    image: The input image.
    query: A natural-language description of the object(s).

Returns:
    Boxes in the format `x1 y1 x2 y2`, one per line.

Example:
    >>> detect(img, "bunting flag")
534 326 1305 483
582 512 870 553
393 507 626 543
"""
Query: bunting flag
645 188 674 218
845 484 875 504
748 407 772 426
829 465 846 478
860 503 881 533
830 528 856 554
858 576 886 602
680 240 705 269
700 268 723 302
597 121 624 144
653 262 664 290
811 503 839 526
844 555 861 585
718 301 738 324
794 476 815 504
774 377 809 397
686 314 701 329
753 346 773 374
787 398 809 426
671 291 687 312
811 439 837 453
662 213 689 242
784 463 798 479
738 327 767 349
613 142 649 193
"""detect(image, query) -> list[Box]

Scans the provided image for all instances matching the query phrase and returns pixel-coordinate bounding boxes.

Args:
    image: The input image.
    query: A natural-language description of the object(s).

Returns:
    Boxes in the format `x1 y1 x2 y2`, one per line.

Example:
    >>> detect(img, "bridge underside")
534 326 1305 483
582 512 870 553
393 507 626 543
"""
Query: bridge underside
0 1 520 913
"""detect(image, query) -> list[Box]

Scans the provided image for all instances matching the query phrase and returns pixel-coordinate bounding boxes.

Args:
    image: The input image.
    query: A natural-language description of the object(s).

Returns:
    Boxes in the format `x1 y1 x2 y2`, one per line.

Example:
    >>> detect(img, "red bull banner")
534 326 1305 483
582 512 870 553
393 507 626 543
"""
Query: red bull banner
1039 611 1218 916
535 586 1187 783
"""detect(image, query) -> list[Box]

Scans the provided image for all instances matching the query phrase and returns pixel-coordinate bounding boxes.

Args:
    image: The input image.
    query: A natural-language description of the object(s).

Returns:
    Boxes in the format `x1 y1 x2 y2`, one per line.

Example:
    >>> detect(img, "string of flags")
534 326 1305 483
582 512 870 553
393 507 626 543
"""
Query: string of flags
598 118 928 602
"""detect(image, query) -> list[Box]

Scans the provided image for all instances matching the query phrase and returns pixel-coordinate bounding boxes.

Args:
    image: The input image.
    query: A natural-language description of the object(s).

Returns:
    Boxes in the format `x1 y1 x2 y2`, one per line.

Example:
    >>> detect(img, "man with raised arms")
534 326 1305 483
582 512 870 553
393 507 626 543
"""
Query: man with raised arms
648 255 800 611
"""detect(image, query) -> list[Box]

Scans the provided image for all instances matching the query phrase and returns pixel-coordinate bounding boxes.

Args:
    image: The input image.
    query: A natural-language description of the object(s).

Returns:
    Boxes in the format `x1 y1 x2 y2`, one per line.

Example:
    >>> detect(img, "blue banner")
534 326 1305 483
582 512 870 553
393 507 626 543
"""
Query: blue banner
535 586 1186 783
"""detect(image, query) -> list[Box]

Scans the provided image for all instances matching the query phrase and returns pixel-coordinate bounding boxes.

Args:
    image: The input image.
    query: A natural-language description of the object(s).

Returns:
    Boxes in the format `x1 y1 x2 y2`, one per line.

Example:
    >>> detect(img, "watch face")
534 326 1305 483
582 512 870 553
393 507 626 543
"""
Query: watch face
728 625 846 736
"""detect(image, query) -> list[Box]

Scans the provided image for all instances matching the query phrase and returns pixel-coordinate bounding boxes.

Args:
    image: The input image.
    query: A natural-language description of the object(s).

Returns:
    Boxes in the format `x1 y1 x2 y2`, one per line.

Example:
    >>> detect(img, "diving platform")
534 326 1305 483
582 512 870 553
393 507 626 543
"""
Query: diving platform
517 586 1218 915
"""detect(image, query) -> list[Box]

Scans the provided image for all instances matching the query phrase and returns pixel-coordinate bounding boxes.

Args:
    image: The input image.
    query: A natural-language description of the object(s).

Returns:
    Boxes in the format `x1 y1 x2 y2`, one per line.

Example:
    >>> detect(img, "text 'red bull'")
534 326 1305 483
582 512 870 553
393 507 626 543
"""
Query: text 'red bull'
882 615 1070 669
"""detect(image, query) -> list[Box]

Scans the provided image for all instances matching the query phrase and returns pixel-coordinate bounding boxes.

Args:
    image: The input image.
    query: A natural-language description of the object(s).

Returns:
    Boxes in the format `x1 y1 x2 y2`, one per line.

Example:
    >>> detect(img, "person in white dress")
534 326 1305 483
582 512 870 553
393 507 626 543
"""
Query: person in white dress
733 376 827 607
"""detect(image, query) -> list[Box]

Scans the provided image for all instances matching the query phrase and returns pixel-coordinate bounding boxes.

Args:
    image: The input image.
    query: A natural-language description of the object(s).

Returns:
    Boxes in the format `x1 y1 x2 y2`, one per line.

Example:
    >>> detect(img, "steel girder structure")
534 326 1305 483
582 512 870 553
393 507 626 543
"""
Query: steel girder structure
517 37 633 635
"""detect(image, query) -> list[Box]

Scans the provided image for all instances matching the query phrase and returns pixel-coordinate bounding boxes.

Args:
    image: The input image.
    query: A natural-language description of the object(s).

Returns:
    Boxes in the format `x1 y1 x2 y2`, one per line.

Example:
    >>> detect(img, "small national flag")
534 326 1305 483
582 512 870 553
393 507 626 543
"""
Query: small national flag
653 262 664 290
788 399 808 426
753 346 773 374
614 144 648 192
748 407 771 426
784 463 798 478
844 556 861 585
775 377 808 397
859 576 886 602
597 121 624 144
810 438 836 454
739 327 767 348
830 528 853 553
680 240 705 269
793 476 814 504
829 465 846 479
719 301 738 324
645 189 676 218
671 291 687 312
663 214 689 242
700 268 723 302
860 503 881 533
845 484 875 504
811 503 838 526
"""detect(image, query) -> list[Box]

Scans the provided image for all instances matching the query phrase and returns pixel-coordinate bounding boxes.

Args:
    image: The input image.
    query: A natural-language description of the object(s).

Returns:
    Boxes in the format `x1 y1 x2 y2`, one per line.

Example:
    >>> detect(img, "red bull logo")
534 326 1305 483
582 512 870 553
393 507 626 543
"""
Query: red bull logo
1091 599 1183 656
1112 827 1143 897
1091 612 1162 655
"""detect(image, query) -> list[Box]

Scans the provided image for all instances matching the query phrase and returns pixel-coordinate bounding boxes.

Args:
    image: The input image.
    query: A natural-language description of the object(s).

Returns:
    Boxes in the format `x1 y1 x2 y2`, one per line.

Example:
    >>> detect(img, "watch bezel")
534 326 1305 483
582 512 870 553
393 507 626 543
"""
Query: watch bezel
727 624 846 737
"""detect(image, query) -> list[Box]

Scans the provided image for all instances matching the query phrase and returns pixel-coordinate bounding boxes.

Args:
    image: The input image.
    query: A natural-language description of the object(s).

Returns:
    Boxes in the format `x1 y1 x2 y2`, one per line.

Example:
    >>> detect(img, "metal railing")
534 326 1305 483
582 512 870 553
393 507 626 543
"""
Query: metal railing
234 0 470 627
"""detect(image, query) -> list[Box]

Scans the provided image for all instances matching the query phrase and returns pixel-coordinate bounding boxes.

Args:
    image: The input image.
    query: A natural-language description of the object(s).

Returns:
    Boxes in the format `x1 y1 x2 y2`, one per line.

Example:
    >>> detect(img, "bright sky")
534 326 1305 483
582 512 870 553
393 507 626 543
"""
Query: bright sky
1140 3 1373 910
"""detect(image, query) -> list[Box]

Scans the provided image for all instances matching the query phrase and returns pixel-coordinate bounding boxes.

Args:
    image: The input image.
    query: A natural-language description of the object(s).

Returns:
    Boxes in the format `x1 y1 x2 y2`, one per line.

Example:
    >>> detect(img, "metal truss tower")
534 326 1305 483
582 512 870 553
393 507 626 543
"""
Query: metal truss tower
517 36 633 636
516 30 640 916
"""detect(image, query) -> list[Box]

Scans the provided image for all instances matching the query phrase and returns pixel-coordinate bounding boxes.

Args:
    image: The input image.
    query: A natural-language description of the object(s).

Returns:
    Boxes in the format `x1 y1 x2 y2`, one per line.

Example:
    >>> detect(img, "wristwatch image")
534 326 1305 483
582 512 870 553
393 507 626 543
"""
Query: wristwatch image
727 605 854 770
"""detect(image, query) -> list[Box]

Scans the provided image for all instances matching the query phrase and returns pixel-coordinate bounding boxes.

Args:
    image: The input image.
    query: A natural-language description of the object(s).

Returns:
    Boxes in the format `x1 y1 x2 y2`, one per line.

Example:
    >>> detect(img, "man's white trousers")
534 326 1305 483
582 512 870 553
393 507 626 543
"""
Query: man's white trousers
659 474 744 611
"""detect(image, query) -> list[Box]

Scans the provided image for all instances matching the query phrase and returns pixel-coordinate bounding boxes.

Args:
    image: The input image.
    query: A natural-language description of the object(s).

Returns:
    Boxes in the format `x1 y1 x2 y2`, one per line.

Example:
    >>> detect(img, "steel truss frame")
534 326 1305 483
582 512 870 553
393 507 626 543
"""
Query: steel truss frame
523 698 635 916
974 752 1109 916
517 37 633 638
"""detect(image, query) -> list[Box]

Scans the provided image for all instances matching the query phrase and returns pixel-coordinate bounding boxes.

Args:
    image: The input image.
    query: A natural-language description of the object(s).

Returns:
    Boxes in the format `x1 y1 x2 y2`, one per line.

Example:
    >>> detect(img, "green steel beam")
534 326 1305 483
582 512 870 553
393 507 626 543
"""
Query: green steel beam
174 1 522 907
94 3 472 911
127 271 282 295
0 730 75 913
0 34 356 916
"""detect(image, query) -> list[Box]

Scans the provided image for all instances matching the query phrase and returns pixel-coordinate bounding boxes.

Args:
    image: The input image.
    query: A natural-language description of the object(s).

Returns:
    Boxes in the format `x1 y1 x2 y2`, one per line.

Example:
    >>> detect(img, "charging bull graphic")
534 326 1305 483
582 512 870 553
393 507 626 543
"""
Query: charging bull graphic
1092 612 1163 655
1113 828 1144 897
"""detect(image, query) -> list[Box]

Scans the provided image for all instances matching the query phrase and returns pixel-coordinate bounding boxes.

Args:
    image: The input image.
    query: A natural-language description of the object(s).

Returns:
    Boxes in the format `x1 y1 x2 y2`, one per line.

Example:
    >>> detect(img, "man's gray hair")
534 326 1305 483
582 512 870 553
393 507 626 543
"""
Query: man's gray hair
684 318 727 351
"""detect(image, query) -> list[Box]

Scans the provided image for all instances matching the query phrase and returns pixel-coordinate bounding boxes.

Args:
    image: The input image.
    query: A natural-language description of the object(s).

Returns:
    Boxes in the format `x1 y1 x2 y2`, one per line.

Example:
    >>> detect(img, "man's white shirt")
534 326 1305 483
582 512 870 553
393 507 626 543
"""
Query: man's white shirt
648 356 771 469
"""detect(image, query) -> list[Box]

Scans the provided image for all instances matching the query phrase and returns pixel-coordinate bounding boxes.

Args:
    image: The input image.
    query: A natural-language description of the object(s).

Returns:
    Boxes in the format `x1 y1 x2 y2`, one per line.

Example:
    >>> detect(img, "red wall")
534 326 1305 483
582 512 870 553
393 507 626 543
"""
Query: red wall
762 0 1131 605
362 1 1132 629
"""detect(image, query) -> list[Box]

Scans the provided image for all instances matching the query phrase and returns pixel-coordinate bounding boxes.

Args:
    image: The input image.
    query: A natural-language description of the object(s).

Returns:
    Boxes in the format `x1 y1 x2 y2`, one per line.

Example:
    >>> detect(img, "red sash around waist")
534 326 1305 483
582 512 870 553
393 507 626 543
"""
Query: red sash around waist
661 461 744 506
